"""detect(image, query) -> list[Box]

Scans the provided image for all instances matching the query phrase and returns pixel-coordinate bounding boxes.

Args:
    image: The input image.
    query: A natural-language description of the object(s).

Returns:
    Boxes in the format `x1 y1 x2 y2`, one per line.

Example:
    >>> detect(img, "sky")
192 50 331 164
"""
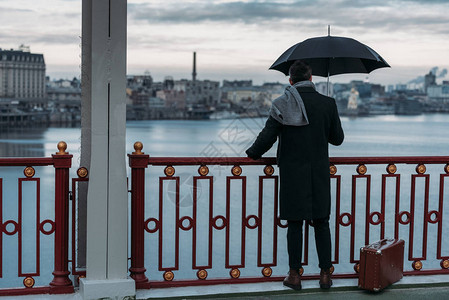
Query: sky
0 0 448 86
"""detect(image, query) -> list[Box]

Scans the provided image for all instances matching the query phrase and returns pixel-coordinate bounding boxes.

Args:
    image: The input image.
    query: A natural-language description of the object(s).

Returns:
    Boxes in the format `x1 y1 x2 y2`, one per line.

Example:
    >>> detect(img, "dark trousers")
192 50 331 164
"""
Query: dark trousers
287 217 332 270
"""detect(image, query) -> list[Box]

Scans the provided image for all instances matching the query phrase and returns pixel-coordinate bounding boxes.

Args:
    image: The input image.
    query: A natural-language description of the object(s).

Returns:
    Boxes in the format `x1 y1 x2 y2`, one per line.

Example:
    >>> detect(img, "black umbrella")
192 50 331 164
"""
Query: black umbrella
270 29 390 94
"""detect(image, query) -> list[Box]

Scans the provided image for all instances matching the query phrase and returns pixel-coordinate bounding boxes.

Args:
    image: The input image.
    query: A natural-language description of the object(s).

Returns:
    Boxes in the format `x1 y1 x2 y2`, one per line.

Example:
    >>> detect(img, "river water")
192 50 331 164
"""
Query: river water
1 114 449 287
1 113 448 158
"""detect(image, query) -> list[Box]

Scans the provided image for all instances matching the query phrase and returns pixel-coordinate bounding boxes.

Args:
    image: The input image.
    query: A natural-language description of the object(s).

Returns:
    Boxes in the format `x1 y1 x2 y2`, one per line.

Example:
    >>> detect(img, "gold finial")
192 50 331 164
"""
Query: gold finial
264 165 274 176
164 166 175 177
441 259 449 269
24 166 35 178
357 164 367 175
198 165 209 176
56 141 68 155
230 268 240 279
23 276 35 288
197 269 208 280
77 167 89 178
354 263 360 273
416 164 426 174
330 165 337 175
133 141 144 155
163 271 174 281
231 165 242 176
261 267 272 277
299 267 304 276
444 164 449 174
387 164 397 174
412 260 423 270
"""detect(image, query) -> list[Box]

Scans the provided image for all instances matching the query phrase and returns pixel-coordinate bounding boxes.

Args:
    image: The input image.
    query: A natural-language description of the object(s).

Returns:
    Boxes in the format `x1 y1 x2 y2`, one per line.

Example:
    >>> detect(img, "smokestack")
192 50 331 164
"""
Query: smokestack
192 52 197 82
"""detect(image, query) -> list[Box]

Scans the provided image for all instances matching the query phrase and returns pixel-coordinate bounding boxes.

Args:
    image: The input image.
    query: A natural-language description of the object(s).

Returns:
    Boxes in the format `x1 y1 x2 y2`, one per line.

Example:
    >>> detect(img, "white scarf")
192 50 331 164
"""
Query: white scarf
269 80 313 126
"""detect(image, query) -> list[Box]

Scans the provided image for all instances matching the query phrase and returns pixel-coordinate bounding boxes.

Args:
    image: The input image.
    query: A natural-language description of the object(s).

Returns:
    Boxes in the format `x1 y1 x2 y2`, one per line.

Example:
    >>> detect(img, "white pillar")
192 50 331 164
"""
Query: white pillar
79 0 135 299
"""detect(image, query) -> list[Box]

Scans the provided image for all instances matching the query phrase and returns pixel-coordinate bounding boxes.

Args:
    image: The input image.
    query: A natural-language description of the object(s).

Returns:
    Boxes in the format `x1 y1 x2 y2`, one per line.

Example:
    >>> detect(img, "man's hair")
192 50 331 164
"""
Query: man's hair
289 60 312 84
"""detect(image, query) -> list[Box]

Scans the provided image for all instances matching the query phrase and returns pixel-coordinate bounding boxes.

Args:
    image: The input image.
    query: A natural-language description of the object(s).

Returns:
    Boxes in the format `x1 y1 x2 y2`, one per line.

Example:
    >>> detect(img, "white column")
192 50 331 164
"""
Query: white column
79 0 135 299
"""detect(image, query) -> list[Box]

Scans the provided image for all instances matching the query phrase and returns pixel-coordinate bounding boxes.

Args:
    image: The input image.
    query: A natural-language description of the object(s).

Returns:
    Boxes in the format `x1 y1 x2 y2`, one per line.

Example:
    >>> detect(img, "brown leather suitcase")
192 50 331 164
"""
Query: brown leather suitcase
358 238 405 292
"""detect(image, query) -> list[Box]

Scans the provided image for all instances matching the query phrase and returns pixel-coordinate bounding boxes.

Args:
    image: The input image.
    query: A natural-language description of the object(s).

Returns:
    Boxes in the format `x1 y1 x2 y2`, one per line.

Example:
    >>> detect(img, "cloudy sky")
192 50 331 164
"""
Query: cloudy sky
1 0 448 85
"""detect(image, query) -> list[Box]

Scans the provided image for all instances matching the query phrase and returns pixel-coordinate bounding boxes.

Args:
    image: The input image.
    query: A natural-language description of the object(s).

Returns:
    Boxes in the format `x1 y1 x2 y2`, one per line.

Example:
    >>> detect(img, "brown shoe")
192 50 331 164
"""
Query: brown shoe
283 269 302 291
319 268 333 289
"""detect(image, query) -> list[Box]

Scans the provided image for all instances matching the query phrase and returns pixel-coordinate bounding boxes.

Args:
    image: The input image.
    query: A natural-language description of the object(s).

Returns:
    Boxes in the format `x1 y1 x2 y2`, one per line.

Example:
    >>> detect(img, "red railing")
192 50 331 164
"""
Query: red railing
1 141 449 295
0 142 73 296
330 157 449 276
128 142 449 288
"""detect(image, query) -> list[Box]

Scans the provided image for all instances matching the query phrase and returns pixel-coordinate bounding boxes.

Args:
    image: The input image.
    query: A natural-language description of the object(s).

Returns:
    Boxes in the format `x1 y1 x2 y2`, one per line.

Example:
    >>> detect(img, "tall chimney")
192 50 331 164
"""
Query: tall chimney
192 51 197 82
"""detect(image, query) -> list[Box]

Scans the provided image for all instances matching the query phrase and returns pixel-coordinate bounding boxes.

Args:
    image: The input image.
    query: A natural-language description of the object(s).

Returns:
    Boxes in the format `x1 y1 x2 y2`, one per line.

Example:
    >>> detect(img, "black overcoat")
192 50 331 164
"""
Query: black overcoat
246 86 344 221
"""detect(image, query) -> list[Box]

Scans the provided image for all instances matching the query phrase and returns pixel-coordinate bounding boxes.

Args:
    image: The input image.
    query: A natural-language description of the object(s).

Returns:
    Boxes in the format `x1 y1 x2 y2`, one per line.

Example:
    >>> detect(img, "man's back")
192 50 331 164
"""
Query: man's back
276 86 343 220
277 85 343 167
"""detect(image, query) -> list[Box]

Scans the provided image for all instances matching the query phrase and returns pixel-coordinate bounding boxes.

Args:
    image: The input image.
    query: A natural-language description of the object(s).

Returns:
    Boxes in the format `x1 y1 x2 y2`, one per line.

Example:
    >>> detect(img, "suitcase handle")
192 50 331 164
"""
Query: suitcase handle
367 238 396 251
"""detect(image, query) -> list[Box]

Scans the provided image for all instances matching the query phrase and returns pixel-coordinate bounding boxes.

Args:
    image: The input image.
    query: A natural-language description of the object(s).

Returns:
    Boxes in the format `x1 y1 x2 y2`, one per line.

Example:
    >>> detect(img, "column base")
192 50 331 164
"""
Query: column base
80 278 136 300
50 271 73 287
129 267 150 289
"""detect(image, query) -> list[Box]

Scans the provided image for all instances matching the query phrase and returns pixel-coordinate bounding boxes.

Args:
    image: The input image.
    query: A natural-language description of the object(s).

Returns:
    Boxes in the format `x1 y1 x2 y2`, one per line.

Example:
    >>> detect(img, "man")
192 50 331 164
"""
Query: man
246 60 344 290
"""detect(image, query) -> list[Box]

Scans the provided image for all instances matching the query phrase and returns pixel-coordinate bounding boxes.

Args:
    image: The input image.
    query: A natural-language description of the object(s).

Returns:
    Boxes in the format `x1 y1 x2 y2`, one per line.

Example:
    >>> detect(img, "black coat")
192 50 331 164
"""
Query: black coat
246 86 344 221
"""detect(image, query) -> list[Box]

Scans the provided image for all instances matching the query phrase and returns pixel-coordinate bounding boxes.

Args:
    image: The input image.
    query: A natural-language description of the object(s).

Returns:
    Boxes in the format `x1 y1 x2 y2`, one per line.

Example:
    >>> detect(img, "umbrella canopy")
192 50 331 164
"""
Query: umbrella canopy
270 35 390 77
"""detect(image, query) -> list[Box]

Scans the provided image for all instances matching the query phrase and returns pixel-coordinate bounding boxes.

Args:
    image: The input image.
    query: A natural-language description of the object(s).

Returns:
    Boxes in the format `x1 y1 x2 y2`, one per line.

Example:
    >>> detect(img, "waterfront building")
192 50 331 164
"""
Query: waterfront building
127 73 153 90
185 79 220 106
126 74 154 106
157 89 186 109
127 88 152 106
221 86 260 103
173 79 188 93
261 81 285 90
0 46 46 100
0 46 48 125
47 86 81 103
171 78 220 107
126 74 188 119
427 82 449 103
46 78 81 123
222 79 252 88
260 82 285 103
393 94 423 115
426 81 449 112
396 83 407 91
424 71 436 92
163 76 174 90
148 96 165 108
221 82 280 104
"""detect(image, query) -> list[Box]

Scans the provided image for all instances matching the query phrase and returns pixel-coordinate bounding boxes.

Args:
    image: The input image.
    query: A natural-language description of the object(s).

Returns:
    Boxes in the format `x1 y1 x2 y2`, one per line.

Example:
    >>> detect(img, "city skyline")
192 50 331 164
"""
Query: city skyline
1 0 448 86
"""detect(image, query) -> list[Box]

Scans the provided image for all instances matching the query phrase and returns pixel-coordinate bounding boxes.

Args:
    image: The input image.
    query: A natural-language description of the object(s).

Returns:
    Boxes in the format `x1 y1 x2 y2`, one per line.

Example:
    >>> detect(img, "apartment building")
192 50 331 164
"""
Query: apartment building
0 46 46 99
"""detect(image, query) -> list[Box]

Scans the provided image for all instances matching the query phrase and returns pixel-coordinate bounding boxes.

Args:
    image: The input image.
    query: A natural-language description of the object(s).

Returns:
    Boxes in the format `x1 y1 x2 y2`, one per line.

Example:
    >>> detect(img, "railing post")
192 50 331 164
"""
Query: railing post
50 142 74 293
128 142 150 288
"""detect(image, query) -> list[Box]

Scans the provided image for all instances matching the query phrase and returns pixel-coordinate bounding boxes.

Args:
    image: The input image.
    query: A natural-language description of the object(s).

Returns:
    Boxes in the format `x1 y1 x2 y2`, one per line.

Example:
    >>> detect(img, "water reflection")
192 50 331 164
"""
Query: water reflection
0 124 81 157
